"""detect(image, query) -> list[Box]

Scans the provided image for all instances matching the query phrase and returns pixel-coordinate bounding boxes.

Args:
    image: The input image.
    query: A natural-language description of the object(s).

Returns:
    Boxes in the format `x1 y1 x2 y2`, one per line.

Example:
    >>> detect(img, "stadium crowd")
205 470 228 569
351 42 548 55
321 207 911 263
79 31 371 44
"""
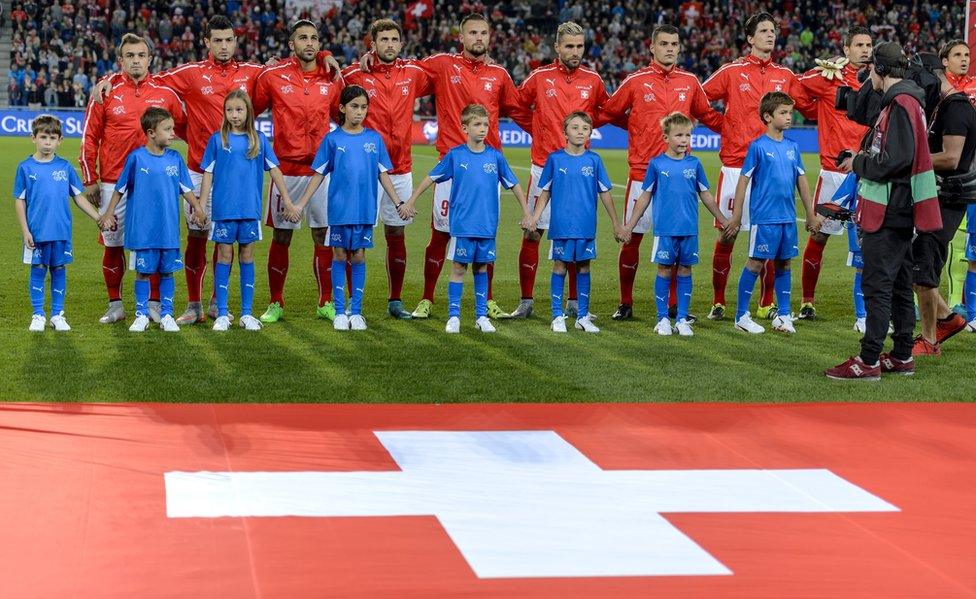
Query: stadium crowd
6 0 967 112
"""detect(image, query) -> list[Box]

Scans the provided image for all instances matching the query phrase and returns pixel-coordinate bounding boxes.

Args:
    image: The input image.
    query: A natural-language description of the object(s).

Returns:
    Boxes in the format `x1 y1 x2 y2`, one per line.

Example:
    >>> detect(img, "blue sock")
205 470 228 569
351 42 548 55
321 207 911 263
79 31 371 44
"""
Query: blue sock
654 274 670 320
134 278 150 317
966 270 976 321
473 271 488 318
853 270 866 319
551 271 566 318
676 274 692 321
736 267 760 320
775 269 792 316
240 261 255 317
215 262 231 318
159 274 175 318
49 266 66 314
350 262 366 316
448 281 463 318
577 271 591 318
332 260 346 314
29 266 47 316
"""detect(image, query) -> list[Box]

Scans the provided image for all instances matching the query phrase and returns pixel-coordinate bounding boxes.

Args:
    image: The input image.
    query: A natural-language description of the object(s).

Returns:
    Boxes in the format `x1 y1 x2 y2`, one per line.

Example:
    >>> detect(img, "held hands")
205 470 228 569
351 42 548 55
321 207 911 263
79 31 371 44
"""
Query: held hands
519 213 534 231
614 225 631 244
397 196 417 220
189 208 208 229
97 213 116 232
805 214 824 234
279 202 302 223
722 217 741 241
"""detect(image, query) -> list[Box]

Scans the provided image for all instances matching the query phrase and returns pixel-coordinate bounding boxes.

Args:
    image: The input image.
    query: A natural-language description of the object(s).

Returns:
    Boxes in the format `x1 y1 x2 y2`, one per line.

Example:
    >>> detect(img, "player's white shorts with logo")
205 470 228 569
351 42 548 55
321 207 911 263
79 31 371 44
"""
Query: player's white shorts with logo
526 164 551 230
623 177 651 235
432 179 453 233
717 166 753 230
813 169 848 236
98 183 126 247
265 174 330 230
378 172 413 227
187 170 212 232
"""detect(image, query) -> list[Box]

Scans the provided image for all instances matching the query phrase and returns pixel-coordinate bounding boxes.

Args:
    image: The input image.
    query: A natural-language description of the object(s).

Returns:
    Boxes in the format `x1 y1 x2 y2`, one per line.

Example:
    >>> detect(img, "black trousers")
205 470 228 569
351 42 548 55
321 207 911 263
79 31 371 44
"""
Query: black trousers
859 226 916 364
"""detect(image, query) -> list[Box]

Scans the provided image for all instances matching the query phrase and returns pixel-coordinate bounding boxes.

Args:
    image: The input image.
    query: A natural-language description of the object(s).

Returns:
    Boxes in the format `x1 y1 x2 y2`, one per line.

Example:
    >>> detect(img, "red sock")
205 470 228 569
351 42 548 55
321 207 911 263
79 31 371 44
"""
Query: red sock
268 239 289 305
518 237 540 300
618 233 643 305
209 244 221 304
759 260 775 307
386 232 407 301
567 262 578 301
102 246 125 302
712 240 734 305
422 227 450 302
668 266 678 308
801 237 826 303
184 236 207 303
149 273 161 302
314 244 333 305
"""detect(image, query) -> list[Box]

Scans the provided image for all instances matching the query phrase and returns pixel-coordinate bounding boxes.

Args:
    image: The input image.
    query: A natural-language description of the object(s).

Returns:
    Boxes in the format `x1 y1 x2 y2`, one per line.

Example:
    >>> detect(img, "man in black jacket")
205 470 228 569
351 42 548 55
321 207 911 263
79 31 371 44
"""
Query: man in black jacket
826 42 943 380
911 53 976 356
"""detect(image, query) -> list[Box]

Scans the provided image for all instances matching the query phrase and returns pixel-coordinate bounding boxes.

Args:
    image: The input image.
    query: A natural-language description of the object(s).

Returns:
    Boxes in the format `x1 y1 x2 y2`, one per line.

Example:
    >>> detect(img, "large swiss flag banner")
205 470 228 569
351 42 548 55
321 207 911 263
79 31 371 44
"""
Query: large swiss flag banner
0 403 973 598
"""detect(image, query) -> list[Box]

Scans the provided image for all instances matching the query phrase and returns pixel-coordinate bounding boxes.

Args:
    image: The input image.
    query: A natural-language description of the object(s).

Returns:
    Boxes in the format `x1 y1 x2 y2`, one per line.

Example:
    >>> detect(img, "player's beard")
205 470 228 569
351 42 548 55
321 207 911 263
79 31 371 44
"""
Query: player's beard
465 44 487 58
561 57 581 70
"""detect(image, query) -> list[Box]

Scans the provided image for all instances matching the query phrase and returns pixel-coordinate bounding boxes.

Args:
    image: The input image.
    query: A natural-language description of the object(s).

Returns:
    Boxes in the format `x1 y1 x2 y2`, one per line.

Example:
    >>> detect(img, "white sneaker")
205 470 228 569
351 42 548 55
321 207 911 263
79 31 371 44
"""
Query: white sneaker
350 315 367 330
29 314 46 332
445 316 461 333
734 312 765 334
212 316 231 331
575 316 600 333
772 314 796 334
148 300 162 324
654 317 673 336
966 318 976 332
551 316 567 333
99 300 125 324
160 315 180 332
129 315 150 332
854 317 866 334
333 314 350 331
239 315 262 331
475 316 496 333
50 312 71 332
675 318 694 337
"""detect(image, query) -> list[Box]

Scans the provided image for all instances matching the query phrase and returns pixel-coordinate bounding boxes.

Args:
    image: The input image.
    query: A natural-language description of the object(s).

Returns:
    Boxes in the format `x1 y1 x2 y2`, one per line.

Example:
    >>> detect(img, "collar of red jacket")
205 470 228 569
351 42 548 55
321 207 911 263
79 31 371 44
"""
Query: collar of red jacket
744 53 773 69
947 71 974 87
371 57 405 74
647 61 677 78
206 55 240 72
120 70 151 88
458 53 489 71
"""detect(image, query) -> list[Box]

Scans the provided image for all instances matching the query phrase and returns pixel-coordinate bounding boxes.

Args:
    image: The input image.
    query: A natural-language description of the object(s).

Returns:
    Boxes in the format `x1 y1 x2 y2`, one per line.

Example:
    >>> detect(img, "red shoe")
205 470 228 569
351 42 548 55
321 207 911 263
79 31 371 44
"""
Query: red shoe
879 353 915 376
912 335 941 357
935 313 967 344
825 356 881 381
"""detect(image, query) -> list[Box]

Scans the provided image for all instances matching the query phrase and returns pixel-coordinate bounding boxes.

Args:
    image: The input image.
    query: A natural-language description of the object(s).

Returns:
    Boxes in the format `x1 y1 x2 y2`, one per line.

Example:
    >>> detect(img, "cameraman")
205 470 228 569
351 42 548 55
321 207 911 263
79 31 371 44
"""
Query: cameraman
911 53 976 355
826 42 943 380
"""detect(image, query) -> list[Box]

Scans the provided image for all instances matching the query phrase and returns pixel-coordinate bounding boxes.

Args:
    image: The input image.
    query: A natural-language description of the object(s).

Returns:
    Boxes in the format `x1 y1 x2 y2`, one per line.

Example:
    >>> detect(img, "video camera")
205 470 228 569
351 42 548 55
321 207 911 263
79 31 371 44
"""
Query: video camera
834 54 942 128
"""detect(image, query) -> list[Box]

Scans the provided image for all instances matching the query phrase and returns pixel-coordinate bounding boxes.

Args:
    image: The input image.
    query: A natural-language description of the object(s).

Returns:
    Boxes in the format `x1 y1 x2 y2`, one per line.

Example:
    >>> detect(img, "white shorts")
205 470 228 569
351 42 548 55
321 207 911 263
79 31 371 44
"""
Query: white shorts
813 169 848 236
717 166 752 230
526 164 551 230
265 174 329 230
623 177 651 235
378 173 413 227
187 170 212 232
432 179 452 233
98 183 126 247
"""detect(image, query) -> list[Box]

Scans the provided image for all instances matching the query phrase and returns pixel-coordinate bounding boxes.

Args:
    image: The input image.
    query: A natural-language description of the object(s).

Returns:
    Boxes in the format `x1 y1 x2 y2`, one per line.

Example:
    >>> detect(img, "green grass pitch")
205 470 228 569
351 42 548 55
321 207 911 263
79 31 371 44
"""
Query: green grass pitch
0 136 971 402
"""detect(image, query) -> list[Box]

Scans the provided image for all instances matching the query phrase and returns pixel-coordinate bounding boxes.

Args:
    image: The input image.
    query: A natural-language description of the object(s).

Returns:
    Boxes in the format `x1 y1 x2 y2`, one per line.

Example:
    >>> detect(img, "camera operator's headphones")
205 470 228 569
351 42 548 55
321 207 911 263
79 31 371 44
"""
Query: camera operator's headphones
872 44 908 78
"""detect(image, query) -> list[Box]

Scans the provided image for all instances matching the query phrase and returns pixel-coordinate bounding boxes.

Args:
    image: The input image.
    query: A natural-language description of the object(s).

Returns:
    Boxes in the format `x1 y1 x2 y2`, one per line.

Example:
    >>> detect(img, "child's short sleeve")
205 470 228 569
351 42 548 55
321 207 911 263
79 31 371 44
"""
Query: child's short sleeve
376 135 392 174
741 141 760 178
68 166 84 196
695 159 709 192
201 134 218 173
115 153 136 194
792 141 805 176
13 164 27 200
311 136 334 175
497 152 518 189
537 155 555 191
262 133 279 171
428 150 454 182
177 156 193 194
640 161 657 194
594 155 612 193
